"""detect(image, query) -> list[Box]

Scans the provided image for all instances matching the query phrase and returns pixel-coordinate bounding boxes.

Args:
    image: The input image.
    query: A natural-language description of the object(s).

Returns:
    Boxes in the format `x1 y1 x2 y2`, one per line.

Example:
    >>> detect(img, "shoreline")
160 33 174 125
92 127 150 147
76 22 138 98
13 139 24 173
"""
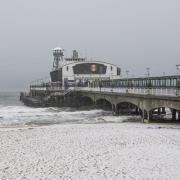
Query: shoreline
0 120 180 129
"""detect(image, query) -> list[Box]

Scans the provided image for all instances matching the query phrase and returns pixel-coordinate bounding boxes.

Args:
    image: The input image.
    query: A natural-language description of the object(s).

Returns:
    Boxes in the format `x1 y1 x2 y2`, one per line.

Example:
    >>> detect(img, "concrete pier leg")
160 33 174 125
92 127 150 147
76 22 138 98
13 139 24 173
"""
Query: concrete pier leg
142 110 147 123
178 111 180 121
158 108 161 115
142 110 150 123
162 107 166 114
112 104 115 115
146 112 150 123
142 110 144 123
54 97 58 106
172 109 177 121
112 104 118 116
149 111 153 122
135 107 139 115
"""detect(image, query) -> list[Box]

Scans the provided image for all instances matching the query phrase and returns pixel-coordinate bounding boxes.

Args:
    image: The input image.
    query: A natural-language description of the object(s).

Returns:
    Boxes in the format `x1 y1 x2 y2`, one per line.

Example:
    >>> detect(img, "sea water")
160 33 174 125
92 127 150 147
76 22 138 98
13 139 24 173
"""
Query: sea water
0 92 141 127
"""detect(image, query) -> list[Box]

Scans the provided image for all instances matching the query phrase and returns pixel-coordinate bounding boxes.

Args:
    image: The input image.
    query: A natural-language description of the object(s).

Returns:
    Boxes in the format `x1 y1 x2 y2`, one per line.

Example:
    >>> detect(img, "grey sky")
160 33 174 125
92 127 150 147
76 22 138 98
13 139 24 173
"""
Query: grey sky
0 0 179 89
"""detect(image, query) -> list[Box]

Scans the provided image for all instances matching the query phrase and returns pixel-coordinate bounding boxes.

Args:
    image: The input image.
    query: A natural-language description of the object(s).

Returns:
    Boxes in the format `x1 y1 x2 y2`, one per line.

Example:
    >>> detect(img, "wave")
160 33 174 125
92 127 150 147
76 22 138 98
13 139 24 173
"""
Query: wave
0 105 142 127
0 92 142 127
0 105 108 126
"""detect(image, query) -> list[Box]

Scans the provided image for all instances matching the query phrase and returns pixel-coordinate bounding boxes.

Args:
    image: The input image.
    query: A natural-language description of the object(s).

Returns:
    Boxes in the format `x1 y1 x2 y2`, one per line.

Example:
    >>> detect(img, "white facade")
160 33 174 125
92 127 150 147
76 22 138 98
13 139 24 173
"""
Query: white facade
61 61 121 85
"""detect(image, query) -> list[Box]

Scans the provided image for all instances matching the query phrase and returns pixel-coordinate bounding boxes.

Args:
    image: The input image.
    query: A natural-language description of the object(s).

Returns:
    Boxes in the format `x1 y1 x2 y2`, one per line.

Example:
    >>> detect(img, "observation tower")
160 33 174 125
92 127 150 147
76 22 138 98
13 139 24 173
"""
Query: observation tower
52 47 64 70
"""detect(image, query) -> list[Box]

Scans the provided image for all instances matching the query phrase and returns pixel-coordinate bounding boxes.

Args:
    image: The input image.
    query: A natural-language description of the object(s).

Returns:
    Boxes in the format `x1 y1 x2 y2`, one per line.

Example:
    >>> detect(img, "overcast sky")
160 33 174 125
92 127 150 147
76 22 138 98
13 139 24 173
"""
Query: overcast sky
0 0 179 89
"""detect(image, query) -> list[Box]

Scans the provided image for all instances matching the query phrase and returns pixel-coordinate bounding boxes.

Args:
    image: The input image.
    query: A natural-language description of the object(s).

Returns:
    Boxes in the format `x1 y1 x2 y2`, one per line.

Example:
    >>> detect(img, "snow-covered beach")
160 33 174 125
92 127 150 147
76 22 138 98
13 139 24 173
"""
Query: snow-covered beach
1 122 180 180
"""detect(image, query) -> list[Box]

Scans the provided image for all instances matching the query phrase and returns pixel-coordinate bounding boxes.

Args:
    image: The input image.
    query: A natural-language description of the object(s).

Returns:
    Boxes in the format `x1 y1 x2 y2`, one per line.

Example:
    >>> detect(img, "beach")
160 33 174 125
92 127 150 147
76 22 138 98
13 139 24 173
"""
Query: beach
1 123 180 180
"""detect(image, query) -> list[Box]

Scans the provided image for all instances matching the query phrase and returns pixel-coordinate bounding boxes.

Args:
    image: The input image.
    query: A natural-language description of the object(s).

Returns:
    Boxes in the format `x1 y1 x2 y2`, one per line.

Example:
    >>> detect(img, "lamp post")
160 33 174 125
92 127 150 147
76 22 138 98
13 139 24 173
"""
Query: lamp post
146 67 150 94
176 65 180 96
176 65 180 75
126 70 129 93
146 67 150 77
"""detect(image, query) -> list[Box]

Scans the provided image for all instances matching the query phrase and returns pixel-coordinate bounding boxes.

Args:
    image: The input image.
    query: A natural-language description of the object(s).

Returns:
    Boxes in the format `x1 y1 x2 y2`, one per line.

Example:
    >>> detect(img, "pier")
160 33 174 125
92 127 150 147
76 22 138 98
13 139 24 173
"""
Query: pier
21 75 180 123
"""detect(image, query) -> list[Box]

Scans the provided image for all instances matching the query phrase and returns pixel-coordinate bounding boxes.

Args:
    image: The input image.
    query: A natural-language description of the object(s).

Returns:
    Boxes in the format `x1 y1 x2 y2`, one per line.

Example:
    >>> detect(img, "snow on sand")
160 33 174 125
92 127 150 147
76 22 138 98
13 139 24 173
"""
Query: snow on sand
0 123 180 179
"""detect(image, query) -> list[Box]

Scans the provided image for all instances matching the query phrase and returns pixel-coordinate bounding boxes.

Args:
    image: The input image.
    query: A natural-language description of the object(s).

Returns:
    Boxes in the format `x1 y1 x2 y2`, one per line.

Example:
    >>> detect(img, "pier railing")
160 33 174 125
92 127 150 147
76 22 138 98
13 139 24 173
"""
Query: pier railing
74 87 178 97
30 86 66 91
74 75 180 97
29 75 180 97
29 85 179 97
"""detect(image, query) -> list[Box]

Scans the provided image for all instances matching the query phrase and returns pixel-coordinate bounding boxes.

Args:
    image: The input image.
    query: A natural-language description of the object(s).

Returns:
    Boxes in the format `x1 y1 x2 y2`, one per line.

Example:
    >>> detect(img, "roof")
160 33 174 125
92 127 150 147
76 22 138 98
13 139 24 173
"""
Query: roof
53 47 63 51
61 60 120 68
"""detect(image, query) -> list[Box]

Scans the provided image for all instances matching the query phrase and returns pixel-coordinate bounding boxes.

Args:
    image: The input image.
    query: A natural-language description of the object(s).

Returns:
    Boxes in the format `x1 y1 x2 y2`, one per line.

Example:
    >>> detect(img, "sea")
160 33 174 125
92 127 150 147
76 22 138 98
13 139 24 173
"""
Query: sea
1 91 175 127
0 91 142 127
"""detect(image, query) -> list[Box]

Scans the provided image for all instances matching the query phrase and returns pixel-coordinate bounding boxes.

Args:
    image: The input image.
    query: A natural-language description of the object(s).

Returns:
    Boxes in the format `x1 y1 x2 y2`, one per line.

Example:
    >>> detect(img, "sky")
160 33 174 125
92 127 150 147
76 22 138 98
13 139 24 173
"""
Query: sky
0 0 179 89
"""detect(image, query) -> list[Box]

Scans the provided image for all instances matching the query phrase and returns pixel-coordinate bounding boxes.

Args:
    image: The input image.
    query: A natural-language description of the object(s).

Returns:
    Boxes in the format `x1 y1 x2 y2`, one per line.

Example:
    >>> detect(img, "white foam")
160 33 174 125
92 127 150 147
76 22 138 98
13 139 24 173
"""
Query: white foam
0 104 143 127
0 105 112 126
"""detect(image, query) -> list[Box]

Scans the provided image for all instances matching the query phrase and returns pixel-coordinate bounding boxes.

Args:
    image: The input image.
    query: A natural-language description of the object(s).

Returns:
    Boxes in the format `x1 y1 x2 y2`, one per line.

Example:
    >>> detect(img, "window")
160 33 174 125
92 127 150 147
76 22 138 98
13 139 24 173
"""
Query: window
117 68 121 75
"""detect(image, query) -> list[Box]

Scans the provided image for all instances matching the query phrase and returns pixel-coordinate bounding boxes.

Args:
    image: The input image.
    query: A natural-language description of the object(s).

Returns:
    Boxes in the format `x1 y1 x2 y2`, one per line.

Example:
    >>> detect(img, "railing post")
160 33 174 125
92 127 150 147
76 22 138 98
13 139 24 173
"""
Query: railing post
176 76 180 96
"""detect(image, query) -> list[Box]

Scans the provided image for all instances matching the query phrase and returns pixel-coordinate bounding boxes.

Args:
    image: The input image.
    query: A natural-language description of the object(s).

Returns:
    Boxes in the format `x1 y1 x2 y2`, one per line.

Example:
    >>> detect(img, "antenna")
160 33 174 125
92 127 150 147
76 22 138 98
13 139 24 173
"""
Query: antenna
85 48 87 60
146 67 150 77
176 65 180 75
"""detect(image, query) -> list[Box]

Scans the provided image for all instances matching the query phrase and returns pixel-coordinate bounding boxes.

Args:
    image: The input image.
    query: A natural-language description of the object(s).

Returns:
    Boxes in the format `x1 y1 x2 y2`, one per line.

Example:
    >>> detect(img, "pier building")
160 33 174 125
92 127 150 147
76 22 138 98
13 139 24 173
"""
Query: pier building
50 48 121 86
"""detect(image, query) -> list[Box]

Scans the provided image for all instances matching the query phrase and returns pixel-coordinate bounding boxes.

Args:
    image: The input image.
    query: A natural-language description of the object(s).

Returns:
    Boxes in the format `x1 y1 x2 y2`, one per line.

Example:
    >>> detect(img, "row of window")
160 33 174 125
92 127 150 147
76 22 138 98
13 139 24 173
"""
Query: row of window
100 78 178 88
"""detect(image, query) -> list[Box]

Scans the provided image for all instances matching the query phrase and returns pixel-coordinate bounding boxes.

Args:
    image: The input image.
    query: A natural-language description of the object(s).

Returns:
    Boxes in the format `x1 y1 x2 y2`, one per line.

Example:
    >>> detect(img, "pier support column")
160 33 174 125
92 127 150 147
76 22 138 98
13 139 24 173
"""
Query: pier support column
112 104 115 116
162 107 166 114
149 111 153 122
112 104 118 116
172 109 177 121
142 114 144 123
178 111 180 121
142 110 145 123
146 111 151 123
158 107 166 115
142 110 146 123
135 107 139 115
142 110 151 123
